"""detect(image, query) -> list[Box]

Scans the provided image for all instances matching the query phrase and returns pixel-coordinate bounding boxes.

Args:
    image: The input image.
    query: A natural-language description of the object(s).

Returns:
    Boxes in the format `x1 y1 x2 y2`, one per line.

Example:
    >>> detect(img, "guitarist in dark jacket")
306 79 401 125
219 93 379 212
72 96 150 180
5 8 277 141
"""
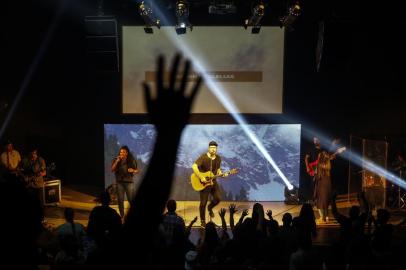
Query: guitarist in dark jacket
192 141 229 227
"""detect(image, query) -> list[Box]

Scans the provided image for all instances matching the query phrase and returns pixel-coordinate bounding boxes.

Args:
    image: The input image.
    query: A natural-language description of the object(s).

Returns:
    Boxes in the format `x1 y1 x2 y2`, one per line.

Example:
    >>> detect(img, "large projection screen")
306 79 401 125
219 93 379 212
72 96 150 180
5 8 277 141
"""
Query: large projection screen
104 124 300 201
122 26 285 114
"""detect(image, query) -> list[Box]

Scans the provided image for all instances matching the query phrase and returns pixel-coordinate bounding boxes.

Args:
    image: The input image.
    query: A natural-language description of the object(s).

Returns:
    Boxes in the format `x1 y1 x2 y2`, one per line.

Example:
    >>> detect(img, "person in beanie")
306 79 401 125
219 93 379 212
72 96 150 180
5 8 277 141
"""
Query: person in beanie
192 141 229 227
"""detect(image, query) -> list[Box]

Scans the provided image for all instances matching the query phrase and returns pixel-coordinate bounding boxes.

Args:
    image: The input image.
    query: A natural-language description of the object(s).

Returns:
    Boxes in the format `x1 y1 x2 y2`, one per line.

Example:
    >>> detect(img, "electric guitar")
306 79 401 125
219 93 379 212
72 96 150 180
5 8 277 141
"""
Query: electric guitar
191 168 238 191
307 147 346 177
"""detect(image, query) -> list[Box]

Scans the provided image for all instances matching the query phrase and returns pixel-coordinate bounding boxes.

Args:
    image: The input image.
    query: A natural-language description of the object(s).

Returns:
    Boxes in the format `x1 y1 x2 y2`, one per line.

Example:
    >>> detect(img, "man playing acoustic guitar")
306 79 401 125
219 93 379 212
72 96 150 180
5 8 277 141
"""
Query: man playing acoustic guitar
192 141 231 227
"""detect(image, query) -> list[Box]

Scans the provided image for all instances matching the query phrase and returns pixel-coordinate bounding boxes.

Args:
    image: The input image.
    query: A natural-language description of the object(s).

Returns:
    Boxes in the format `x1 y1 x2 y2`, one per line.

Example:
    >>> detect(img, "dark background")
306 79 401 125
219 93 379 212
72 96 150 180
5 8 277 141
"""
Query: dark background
1 0 405 199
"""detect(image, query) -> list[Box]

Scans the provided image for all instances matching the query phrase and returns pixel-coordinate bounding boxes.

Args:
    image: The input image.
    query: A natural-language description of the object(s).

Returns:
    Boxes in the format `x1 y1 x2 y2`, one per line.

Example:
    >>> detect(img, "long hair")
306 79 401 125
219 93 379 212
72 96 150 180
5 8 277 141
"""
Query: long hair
203 222 220 248
295 203 316 248
252 202 266 233
299 203 315 222
317 151 331 177
120 145 136 166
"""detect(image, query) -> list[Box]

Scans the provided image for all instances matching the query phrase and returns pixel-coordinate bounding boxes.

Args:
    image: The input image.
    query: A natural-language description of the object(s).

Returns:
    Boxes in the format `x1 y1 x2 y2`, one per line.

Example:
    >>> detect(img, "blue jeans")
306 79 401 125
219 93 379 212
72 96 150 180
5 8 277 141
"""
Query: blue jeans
116 182 135 218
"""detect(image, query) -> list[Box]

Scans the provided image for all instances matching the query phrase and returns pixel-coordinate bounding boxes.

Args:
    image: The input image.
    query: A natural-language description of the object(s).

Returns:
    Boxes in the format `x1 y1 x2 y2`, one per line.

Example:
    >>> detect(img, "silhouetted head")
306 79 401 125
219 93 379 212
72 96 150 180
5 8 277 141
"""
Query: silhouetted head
299 203 315 221
253 202 264 215
282 213 293 227
252 203 264 221
64 207 74 223
204 222 219 246
252 203 264 215
349 205 360 219
100 190 111 206
166 199 177 212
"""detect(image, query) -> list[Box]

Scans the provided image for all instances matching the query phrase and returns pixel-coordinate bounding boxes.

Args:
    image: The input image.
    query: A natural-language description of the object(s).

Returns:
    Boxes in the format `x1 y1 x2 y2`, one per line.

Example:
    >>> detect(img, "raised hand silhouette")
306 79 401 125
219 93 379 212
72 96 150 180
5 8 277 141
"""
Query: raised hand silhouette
143 54 202 135
114 54 203 269
229 203 238 215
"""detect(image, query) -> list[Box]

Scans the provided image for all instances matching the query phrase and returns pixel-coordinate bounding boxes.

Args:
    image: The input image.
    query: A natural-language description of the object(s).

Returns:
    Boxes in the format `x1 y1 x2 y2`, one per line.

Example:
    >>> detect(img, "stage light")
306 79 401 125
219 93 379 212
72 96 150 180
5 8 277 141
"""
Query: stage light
284 186 299 204
208 0 237 15
244 1 265 34
139 1 160 34
279 1 301 31
175 0 192 35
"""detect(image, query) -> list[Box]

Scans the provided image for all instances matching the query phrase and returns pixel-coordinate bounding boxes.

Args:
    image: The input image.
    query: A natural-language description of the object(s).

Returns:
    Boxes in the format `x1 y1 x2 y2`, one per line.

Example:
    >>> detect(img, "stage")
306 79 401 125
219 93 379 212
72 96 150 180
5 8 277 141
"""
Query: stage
43 185 406 245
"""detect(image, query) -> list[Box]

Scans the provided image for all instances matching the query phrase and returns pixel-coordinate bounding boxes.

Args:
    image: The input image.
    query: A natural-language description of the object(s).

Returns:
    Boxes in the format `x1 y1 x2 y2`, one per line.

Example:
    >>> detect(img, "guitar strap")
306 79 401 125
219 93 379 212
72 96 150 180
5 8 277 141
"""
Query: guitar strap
210 158 213 179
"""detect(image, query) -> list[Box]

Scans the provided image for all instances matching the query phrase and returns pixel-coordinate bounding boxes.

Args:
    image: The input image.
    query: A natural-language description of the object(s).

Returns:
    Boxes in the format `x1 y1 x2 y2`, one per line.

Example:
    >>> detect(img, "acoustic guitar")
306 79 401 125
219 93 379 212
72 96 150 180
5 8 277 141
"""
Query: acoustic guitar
191 168 238 191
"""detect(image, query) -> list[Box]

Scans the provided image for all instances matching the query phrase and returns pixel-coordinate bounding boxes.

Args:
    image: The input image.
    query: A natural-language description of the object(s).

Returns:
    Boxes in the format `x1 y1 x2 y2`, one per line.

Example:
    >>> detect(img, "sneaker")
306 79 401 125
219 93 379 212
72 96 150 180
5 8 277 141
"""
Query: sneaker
208 209 215 218
316 218 324 225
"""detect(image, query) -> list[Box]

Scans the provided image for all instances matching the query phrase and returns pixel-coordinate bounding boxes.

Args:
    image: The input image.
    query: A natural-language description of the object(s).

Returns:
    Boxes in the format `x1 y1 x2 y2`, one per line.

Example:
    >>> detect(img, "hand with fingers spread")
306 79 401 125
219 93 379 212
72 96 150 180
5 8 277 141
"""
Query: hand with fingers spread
143 54 203 134
241 209 249 218
219 208 227 219
120 54 203 268
266 209 273 220
229 204 238 215
218 208 227 231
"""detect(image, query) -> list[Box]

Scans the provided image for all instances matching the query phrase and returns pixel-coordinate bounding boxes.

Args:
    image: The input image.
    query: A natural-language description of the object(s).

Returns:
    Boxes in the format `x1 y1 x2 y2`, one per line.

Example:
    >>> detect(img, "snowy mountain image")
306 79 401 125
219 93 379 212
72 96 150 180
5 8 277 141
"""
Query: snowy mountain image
104 124 301 201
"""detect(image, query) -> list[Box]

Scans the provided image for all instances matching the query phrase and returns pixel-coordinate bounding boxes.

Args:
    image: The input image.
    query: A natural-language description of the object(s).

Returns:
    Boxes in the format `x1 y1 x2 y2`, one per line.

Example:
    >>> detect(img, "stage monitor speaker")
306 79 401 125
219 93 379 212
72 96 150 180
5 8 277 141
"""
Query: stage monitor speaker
43 180 61 205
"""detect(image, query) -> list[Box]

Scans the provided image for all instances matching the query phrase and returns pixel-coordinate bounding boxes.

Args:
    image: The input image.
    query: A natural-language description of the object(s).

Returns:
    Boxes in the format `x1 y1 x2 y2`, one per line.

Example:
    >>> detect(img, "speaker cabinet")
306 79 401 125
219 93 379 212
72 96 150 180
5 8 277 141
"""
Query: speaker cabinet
43 180 61 205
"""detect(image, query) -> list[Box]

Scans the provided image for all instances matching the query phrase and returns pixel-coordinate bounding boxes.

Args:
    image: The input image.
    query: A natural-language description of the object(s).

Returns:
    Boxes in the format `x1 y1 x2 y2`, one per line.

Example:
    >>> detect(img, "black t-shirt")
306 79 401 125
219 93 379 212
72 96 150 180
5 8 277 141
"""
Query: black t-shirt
306 146 322 163
113 158 137 183
195 153 222 175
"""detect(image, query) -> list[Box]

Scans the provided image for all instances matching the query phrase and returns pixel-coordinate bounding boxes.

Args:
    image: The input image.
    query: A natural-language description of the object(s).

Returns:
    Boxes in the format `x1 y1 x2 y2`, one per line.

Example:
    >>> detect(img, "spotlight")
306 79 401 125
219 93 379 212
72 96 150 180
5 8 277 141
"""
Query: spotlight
244 1 265 34
139 1 160 34
279 1 301 31
284 186 299 204
175 0 192 35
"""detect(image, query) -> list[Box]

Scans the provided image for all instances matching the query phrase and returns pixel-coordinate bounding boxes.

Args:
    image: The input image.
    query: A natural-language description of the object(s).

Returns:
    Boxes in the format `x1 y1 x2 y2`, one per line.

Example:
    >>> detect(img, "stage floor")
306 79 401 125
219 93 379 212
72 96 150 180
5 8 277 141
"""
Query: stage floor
43 185 406 246
43 185 354 227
